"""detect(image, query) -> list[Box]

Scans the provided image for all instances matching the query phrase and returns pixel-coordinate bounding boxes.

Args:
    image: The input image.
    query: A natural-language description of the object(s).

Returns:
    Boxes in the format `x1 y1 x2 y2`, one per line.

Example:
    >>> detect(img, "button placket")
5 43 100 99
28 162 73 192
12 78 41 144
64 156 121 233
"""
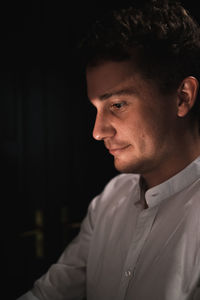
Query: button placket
118 207 158 300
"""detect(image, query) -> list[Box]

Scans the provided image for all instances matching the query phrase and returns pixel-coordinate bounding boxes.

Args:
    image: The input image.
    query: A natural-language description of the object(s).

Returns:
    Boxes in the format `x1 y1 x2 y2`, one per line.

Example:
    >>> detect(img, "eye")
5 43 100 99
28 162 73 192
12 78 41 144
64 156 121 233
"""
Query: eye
113 103 124 109
110 101 127 111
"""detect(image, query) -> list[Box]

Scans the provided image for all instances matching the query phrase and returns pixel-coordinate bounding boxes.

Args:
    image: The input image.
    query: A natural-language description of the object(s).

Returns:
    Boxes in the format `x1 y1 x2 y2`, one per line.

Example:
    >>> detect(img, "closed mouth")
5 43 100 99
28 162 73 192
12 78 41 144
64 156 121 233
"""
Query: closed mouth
108 145 130 155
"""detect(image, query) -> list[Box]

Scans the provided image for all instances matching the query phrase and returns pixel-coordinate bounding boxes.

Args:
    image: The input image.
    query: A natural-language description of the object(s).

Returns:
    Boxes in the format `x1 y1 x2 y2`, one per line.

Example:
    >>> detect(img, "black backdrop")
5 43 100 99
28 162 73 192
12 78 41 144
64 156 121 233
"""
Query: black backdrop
1 0 199 299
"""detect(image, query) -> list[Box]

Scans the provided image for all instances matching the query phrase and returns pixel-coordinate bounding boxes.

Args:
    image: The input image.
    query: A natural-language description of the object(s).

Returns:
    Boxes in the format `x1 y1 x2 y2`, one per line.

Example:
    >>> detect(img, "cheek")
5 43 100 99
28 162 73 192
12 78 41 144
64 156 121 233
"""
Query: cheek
116 107 167 143
139 106 169 134
131 118 164 148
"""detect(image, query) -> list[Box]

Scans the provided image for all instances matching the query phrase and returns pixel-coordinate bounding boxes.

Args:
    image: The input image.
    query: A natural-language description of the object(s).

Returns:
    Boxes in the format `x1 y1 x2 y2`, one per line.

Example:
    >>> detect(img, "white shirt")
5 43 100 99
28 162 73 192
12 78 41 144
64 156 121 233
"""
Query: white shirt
18 157 200 300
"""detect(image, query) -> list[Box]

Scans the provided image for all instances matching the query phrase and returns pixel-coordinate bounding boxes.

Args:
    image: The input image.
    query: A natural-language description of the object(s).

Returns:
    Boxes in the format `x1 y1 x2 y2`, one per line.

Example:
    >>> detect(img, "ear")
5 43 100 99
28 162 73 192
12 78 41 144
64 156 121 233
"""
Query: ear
177 76 199 117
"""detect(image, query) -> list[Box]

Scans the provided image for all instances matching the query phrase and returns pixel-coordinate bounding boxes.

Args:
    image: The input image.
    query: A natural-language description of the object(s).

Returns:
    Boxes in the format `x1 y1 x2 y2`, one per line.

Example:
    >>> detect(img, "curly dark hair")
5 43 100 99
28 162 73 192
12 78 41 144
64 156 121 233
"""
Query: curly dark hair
79 0 200 97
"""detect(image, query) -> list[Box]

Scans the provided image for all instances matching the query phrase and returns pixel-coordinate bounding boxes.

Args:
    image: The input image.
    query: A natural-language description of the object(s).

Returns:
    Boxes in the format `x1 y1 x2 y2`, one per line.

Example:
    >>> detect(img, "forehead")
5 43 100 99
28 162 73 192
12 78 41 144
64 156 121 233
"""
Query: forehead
86 60 141 100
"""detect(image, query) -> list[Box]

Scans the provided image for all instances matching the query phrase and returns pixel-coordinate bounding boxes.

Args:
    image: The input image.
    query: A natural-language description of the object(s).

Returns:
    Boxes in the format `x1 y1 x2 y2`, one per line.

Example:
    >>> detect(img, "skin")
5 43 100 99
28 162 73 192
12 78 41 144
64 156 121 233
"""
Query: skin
86 60 200 189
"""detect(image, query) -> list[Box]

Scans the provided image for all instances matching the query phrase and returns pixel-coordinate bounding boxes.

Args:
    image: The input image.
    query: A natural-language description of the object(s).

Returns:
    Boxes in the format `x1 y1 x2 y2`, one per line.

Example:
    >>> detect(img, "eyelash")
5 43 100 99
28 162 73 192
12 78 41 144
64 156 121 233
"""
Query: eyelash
110 101 127 111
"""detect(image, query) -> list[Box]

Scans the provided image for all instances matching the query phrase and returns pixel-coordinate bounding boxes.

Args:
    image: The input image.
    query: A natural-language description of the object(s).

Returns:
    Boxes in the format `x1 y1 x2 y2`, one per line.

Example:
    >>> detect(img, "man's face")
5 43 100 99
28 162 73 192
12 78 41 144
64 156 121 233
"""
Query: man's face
86 60 179 177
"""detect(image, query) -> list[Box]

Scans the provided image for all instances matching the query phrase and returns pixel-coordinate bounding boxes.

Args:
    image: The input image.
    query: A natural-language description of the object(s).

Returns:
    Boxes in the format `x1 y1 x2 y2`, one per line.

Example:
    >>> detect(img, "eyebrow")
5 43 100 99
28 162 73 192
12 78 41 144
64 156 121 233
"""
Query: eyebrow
99 87 137 101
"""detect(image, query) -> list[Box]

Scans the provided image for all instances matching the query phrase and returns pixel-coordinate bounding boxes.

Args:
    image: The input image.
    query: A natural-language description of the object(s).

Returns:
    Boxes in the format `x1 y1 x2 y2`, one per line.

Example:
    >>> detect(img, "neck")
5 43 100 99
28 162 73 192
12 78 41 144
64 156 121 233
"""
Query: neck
142 135 200 189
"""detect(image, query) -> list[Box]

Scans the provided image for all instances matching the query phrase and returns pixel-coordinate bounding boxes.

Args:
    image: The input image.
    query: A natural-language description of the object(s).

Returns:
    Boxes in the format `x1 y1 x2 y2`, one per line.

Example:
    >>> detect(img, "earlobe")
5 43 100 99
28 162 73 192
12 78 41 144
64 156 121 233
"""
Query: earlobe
177 76 199 117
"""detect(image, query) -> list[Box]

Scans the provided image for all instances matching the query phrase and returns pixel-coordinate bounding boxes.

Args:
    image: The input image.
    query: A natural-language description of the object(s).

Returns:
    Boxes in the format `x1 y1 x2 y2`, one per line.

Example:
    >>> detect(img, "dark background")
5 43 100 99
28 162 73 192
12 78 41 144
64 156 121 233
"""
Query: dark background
1 0 199 299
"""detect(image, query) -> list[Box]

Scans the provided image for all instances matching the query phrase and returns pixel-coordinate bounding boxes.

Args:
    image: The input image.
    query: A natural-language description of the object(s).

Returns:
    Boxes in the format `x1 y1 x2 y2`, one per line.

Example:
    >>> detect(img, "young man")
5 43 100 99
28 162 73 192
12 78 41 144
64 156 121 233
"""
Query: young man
18 0 200 299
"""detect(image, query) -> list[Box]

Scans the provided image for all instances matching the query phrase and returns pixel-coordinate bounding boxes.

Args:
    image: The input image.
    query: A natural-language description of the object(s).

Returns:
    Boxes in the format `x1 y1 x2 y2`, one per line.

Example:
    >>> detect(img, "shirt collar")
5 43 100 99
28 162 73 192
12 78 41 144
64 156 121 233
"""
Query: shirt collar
143 156 200 208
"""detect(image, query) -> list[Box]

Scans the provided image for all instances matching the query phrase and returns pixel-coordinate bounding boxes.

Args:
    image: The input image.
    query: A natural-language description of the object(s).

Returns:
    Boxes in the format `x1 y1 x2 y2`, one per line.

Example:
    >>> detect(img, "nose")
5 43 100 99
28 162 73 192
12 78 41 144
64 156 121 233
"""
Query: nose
92 110 116 141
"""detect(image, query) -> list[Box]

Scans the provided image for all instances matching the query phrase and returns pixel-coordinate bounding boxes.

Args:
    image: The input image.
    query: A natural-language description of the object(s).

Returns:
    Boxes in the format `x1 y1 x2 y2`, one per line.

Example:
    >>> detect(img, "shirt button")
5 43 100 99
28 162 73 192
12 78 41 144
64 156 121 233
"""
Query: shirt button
125 270 132 277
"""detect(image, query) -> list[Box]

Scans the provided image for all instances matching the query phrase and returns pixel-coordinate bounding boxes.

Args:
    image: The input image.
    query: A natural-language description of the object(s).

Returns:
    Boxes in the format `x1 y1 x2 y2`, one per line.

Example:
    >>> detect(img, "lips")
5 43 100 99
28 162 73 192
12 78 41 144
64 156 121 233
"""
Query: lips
107 145 130 155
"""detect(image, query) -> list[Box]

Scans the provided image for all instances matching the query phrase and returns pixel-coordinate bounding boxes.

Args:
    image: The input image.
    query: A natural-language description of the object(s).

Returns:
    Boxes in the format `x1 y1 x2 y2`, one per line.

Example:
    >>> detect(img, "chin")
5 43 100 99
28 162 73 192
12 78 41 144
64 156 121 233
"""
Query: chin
114 155 151 174
114 159 140 174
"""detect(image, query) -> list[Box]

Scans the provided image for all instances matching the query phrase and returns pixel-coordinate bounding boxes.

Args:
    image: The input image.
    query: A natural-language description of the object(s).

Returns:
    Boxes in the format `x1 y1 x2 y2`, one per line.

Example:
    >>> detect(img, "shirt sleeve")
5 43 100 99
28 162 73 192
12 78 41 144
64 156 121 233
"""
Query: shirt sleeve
16 291 39 300
29 195 99 300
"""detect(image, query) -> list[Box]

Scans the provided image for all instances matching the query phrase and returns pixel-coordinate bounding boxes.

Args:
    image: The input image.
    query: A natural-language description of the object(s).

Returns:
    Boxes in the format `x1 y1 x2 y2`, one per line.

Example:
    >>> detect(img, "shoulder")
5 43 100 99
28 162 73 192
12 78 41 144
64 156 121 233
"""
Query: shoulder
103 173 140 195
90 173 140 210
